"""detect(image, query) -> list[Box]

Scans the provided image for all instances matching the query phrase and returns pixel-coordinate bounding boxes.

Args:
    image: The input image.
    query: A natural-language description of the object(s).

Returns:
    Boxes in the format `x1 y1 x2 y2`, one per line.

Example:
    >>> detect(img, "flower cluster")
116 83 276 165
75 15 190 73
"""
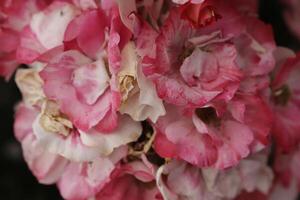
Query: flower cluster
1 0 300 199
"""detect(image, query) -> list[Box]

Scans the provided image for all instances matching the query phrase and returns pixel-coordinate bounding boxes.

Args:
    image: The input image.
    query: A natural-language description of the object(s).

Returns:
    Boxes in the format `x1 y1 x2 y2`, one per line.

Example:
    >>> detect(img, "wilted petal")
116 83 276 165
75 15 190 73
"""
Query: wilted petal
15 68 45 106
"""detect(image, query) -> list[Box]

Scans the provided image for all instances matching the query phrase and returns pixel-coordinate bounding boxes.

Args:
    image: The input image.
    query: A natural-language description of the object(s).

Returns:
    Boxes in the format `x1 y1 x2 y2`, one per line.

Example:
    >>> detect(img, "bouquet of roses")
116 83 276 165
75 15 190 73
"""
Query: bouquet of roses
1 0 300 199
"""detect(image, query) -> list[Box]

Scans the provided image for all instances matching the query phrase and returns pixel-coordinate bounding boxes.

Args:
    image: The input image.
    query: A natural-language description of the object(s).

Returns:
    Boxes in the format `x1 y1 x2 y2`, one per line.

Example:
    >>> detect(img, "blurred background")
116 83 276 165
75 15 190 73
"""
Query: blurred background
0 0 300 199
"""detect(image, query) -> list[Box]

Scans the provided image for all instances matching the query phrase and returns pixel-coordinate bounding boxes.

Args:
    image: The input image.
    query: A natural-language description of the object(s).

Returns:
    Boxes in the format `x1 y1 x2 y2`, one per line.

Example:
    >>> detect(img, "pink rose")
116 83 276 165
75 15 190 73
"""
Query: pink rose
138 6 242 108
154 93 272 169
39 50 118 132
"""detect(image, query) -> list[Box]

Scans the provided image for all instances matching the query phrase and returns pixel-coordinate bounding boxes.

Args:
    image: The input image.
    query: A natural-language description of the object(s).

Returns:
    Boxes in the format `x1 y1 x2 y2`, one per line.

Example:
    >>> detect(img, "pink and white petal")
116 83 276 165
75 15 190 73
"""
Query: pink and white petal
16 26 48 64
165 121 218 167
30 2 79 49
64 9 107 58
32 114 101 162
121 160 155 183
108 8 132 73
239 156 274 194
156 160 205 200
58 157 115 200
224 121 253 158
40 51 115 131
93 107 119 133
120 64 165 122
136 23 158 60
72 59 110 105
180 49 218 85
153 75 220 107
156 165 178 200
22 133 68 184
80 115 142 156
153 131 178 159
154 108 218 167
109 145 129 164
42 77 112 131
14 103 39 141
234 17 275 78
213 120 253 169
202 167 242 199
14 104 68 184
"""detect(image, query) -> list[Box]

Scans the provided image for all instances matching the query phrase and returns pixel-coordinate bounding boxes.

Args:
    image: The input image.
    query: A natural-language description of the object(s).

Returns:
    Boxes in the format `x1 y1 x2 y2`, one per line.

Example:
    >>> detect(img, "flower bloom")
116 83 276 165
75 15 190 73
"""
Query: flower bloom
153 92 272 169
4 0 300 200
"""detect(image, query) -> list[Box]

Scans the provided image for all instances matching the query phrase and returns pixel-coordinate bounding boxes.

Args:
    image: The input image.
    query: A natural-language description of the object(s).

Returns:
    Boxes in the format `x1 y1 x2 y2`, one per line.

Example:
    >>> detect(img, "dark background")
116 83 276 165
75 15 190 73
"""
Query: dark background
0 1 300 199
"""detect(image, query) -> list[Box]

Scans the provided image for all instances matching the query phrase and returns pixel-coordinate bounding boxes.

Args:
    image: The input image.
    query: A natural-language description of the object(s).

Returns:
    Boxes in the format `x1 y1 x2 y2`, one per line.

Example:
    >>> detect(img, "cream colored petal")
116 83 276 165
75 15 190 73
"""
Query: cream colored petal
15 68 45 107
119 42 165 122
119 42 138 78
118 41 138 101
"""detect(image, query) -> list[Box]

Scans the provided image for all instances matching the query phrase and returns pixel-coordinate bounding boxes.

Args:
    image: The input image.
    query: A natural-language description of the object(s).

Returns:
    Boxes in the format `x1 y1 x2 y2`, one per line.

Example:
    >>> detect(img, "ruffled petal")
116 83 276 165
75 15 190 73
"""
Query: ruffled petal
80 115 142 156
